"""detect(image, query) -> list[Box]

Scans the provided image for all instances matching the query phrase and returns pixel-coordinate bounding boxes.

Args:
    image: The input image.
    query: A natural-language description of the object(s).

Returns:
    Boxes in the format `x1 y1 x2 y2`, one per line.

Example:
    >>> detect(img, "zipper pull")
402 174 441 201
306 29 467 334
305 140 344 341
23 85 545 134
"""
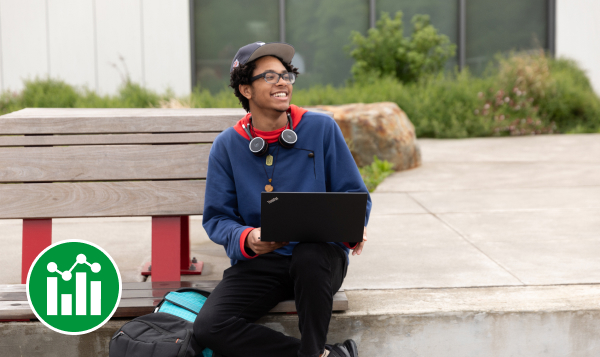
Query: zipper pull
112 331 125 340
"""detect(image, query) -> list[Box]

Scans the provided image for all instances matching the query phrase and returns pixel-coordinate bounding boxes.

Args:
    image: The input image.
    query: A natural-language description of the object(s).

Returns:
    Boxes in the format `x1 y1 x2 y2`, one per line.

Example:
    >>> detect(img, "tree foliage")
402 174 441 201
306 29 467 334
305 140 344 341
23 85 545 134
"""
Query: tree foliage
349 11 456 83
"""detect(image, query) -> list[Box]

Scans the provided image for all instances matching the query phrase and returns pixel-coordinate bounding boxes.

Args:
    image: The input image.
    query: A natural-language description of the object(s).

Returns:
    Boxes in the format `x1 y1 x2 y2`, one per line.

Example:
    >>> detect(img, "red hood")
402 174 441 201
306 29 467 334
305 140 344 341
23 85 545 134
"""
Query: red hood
233 104 308 144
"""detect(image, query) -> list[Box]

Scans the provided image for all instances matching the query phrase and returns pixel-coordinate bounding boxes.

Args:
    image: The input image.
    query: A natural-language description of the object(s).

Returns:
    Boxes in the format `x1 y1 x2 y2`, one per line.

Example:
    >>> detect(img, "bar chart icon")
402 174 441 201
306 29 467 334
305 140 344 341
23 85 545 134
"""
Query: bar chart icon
46 254 102 316
27 239 121 335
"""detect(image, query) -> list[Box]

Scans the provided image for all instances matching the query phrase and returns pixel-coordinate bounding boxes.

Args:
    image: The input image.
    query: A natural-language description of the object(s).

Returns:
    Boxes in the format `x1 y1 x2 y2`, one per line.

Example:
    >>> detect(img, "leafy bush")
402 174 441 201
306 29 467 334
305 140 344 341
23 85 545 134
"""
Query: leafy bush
543 57 600 133
359 156 394 192
0 78 164 115
473 51 600 135
474 51 557 135
2 52 599 138
21 78 80 108
349 11 456 83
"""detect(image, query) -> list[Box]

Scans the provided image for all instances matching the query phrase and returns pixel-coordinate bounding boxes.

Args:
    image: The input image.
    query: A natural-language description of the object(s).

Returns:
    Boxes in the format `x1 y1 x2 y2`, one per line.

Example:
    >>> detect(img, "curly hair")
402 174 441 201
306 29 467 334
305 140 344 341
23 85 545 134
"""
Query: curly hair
229 55 300 113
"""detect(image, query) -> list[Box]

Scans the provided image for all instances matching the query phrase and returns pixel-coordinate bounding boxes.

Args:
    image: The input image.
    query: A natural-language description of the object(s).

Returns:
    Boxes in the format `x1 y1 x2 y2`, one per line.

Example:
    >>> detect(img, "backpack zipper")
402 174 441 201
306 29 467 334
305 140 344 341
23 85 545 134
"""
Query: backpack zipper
112 329 182 344
111 331 125 340
176 330 192 357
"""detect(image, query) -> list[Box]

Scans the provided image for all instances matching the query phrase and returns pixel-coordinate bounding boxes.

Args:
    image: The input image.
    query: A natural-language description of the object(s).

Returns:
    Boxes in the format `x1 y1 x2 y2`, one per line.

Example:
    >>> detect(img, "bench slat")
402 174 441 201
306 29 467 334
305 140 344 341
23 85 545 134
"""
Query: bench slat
0 108 245 134
0 144 210 182
0 291 348 319
0 133 219 147
0 281 215 293
0 180 205 218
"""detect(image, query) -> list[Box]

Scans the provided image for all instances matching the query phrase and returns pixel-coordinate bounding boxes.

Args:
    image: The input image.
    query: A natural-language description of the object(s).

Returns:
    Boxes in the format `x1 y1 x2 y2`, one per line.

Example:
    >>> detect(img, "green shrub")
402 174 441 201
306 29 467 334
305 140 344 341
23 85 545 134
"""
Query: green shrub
2 52 599 137
473 51 600 135
359 156 394 192
21 78 79 108
0 78 163 115
349 11 456 83
116 80 161 108
543 57 600 133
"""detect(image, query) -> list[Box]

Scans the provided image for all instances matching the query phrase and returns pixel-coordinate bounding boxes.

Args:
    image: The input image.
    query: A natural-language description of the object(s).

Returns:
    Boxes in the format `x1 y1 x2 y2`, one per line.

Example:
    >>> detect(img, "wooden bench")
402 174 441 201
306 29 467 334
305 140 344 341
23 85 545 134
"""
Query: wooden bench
0 107 348 319
0 107 244 283
0 281 349 320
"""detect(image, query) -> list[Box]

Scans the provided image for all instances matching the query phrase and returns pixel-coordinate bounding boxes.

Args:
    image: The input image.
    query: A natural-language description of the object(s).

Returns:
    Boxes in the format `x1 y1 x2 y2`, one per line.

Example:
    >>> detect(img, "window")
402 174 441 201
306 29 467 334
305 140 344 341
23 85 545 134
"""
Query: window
193 0 280 93
192 0 554 91
466 0 548 73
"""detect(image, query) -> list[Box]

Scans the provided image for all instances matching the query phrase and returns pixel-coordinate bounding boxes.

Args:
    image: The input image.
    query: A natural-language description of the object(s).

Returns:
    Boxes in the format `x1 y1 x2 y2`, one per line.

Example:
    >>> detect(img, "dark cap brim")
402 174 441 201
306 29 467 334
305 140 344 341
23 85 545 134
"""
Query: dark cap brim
247 42 295 64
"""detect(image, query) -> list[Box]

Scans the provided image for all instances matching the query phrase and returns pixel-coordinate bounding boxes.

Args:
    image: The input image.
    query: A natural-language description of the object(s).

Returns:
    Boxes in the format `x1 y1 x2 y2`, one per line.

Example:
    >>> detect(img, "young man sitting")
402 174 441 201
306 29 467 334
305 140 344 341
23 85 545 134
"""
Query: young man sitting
194 42 372 357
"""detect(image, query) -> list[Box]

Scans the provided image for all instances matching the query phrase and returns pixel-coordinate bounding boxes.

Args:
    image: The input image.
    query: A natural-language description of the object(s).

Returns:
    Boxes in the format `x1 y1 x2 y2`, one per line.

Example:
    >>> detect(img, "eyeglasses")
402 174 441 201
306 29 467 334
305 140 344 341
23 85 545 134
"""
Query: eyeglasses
250 72 296 84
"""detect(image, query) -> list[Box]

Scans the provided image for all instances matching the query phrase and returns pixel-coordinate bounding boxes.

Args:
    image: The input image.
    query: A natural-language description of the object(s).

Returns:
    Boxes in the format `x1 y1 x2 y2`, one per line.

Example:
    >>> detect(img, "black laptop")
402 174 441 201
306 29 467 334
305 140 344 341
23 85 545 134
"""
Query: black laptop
260 192 368 243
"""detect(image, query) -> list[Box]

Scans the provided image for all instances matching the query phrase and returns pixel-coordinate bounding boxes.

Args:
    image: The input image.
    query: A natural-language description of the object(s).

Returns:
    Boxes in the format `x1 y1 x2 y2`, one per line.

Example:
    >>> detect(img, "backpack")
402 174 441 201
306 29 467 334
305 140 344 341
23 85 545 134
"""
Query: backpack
109 288 214 357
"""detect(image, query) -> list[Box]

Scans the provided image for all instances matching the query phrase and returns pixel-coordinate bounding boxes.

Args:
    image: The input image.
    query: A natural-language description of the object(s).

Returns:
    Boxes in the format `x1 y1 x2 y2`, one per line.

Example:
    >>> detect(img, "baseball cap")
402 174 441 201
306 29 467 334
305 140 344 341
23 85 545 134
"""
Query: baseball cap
230 42 295 73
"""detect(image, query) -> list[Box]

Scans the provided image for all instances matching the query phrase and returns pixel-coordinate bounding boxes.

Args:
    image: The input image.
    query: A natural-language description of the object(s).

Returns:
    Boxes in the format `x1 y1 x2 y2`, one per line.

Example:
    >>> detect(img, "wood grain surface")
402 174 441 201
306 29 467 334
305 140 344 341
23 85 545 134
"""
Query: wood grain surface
0 144 210 182
0 180 205 218
0 280 348 319
0 108 245 134
0 133 219 147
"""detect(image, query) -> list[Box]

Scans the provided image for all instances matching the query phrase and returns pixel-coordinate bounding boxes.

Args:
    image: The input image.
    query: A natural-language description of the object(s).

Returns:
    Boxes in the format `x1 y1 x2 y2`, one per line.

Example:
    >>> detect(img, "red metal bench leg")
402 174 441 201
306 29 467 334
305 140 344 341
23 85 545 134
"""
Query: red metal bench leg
179 216 203 275
22 219 52 284
151 216 181 282
142 216 203 279
180 216 190 271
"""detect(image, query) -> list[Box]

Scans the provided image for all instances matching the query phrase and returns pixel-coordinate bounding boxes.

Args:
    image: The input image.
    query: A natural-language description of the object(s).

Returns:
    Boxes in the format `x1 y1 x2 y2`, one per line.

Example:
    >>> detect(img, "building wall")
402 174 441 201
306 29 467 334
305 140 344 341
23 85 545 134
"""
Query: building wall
1 1 599 97
556 0 600 95
0 0 191 96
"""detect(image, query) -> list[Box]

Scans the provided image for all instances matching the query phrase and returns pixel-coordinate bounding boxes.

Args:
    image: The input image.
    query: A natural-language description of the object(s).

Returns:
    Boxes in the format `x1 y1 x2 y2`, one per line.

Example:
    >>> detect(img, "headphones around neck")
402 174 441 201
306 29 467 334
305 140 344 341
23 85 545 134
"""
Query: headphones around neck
241 112 297 156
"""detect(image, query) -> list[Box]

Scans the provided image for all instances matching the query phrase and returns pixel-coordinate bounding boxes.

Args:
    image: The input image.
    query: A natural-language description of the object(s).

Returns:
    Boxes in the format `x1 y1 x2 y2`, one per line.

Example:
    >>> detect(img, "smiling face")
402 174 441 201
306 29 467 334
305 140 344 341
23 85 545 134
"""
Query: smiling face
239 56 293 118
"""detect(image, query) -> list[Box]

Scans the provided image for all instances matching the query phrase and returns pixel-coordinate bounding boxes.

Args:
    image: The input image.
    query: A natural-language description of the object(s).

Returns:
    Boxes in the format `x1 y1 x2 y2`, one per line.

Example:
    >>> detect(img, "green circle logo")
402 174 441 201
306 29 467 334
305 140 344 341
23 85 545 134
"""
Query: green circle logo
26 240 122 335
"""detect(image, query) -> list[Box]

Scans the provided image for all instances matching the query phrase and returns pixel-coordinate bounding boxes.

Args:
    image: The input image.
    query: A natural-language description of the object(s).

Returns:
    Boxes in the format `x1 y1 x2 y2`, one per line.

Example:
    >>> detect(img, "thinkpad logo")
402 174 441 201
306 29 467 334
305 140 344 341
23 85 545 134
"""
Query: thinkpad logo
267 197 279 204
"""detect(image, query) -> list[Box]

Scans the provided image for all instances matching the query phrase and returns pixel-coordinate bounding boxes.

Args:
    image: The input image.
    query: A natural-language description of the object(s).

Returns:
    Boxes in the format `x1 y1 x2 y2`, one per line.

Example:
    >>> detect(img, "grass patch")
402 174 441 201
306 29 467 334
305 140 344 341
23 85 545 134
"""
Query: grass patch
359 156 394 192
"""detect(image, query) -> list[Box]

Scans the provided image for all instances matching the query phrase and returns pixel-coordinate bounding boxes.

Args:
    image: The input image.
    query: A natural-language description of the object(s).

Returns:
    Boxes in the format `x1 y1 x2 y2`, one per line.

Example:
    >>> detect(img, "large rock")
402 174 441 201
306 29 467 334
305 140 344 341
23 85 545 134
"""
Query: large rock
318 102 421 171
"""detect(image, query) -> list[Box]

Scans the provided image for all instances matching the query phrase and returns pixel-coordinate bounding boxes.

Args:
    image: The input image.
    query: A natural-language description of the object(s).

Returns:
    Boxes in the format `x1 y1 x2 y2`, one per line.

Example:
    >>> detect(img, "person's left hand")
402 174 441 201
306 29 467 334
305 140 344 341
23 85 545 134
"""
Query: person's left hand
352 226 367 256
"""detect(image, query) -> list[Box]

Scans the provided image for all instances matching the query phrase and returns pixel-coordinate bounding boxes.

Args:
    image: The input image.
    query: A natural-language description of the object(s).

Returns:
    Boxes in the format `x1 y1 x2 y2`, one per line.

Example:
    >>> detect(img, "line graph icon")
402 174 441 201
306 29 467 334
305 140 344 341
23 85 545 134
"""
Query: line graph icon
27 240 121 335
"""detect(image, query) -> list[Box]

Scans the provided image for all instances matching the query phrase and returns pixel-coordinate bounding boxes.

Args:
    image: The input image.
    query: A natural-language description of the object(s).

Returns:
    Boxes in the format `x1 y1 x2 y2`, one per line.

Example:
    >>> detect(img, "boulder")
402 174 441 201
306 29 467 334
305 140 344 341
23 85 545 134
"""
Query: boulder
318 102 421 171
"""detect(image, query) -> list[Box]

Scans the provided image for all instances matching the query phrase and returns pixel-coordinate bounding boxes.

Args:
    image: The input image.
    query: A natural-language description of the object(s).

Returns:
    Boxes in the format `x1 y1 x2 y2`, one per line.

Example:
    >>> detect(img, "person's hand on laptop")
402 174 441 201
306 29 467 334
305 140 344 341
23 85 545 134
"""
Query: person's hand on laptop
351 226 368 256
246 227 288 255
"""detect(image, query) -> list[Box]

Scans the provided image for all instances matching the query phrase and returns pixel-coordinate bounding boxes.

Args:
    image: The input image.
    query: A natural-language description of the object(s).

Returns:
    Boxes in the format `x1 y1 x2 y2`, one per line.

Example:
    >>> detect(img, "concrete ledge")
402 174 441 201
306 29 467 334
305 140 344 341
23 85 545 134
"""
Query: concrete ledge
2 285 600 356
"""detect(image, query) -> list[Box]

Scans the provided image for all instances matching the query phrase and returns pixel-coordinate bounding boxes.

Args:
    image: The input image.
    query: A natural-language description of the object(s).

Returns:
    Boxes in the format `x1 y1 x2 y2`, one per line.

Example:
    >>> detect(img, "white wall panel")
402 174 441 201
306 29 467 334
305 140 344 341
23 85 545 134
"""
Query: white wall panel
95 0 143 95
0 0 48 92
47 0 96 91
556 0 600 95
142 0 191 96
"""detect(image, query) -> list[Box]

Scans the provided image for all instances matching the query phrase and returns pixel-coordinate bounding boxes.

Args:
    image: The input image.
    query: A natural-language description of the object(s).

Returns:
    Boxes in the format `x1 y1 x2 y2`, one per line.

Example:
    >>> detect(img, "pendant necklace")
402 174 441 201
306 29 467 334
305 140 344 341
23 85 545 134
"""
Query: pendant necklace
262 144 281 192
252 118 288 192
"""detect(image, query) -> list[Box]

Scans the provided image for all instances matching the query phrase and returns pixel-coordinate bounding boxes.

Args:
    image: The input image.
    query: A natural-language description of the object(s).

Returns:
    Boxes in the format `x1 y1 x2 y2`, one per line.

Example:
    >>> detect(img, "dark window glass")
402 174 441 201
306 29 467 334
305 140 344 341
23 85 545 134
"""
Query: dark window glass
194 0 279 93
466 0 548 73
286 0 369 89
376 0 459 69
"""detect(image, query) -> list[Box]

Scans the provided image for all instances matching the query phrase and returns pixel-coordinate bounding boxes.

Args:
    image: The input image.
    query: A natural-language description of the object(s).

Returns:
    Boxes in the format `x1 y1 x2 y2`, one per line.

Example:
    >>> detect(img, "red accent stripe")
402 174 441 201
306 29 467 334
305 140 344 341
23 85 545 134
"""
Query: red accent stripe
233 105 309 143
240 227 258 259
344 242 359 249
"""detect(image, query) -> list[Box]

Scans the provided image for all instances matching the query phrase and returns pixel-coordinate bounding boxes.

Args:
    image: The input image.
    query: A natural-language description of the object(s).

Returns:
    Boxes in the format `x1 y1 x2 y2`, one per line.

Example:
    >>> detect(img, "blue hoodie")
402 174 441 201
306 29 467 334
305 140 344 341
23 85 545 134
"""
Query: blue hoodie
202 106 372 266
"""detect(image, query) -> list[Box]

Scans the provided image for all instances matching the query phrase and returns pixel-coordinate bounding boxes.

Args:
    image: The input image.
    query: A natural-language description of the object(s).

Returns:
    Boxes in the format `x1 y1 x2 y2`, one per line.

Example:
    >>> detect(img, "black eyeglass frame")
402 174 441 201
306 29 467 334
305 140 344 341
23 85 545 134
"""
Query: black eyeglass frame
250 71 296 84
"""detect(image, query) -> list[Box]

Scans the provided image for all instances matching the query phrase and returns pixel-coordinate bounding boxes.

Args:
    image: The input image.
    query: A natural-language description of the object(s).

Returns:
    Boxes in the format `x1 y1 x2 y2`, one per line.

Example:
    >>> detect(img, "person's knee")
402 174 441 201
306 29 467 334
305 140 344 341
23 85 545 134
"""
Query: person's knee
194 308 241 347
193 308 214 345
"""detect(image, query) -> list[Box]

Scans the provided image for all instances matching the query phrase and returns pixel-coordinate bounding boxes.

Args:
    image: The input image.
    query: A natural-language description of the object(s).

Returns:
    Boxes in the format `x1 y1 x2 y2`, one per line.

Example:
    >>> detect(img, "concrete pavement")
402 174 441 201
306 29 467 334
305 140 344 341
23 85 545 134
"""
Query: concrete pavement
1 133 600 356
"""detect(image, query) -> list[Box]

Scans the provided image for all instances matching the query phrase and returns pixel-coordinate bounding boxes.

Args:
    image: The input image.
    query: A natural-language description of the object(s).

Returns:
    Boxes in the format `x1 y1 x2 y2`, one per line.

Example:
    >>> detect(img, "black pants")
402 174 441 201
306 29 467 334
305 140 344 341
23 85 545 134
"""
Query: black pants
193 242 348 357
